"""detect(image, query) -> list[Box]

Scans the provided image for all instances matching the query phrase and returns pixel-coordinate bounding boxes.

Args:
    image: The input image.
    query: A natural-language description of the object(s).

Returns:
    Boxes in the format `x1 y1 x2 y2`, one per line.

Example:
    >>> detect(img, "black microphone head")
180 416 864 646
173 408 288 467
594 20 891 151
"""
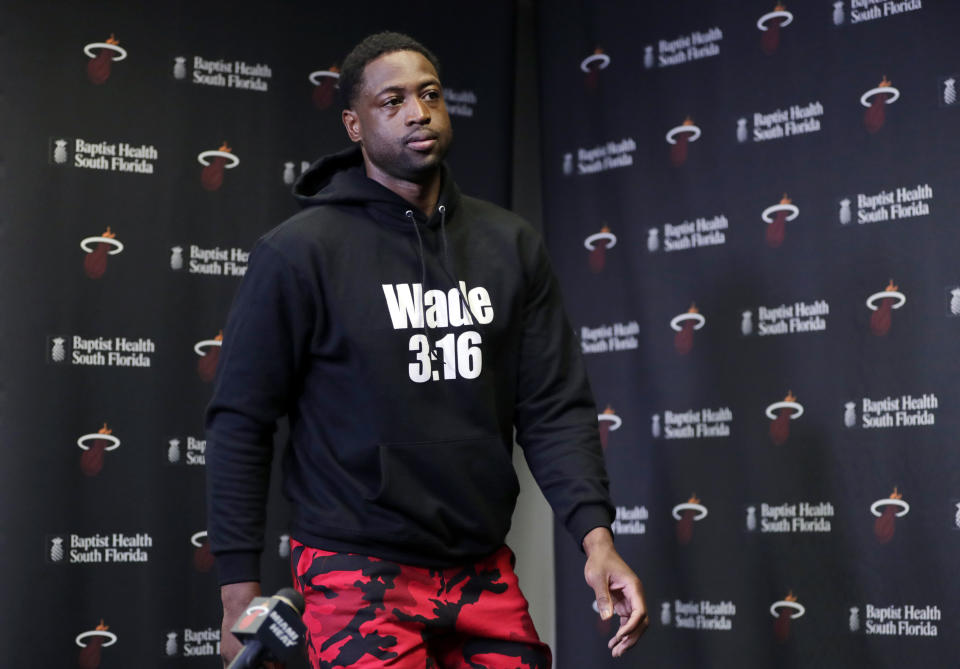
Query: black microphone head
273 587 305 615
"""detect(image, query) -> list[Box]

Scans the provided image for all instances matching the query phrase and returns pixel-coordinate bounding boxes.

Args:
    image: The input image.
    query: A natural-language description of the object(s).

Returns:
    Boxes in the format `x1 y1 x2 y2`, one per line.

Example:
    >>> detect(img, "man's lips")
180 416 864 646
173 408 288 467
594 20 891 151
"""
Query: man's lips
406 133 438 151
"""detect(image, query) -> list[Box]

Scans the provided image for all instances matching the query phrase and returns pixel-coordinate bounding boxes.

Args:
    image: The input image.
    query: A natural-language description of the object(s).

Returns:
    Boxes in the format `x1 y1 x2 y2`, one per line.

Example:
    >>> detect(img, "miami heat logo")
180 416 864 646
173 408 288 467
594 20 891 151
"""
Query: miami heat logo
666 117 701 167
80 227 124 279
83 35 126 85
197 142 240 191
580 48 610 90
77 424 120 476
308 66 340 109
866 280 905 336
195 331 223 382
76 620 116 669
672 494 707 545
770 592 805 642
765 391 803 445
762 194 799 248
671 304 705 355
871 487 909 544
757 3 793 54
584 225 616 272
236 603 271 631
597 406 622 450
190 530 215 572
861 76 900 133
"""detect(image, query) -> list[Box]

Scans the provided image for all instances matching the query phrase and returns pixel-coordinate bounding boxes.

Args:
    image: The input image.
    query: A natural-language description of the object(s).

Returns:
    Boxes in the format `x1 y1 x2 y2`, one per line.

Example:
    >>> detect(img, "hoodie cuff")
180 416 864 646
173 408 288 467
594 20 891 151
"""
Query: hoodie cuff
569 504 615 551
215 551 261 586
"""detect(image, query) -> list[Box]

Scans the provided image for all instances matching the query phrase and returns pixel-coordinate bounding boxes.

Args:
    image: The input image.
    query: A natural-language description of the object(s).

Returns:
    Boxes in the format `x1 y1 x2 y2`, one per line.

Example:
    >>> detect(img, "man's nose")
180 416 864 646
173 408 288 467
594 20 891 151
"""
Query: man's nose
406 97 431 124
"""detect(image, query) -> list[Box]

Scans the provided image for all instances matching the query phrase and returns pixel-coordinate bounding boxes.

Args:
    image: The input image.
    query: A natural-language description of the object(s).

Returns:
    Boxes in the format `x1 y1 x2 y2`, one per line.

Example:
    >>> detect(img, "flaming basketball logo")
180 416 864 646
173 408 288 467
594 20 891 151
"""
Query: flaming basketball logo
666 117 701 167
76 620 116 669
871 487 909 544
861 76 900 133
77 424 120 477
761 194 799 248
766 391 803 445
308 65 340 109
197 142 240 191
83 35 126 85
866 280 906 336
671 304 705 355
770 591 805 642
597 406 622 450
672 494 708 545
80 227 124 279
757 3 793 54
190 530 215 572
584 225 616 273
195 331 223 382
580 48 610 90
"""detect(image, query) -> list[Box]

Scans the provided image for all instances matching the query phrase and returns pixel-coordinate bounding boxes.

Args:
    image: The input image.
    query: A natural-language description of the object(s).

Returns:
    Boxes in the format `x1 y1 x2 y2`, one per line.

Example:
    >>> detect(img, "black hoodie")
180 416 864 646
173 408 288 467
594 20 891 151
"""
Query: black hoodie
206 147 613 584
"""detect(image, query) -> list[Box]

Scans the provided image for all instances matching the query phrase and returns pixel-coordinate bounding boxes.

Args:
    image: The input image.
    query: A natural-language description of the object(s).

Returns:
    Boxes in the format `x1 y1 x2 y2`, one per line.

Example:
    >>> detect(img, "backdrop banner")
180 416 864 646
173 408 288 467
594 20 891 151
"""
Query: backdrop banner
539 3 959 668
0 1 514 665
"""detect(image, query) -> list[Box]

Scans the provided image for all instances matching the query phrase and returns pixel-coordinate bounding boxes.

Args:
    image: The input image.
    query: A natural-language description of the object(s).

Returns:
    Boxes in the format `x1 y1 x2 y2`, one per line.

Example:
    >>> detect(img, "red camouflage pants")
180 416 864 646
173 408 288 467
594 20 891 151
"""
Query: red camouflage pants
290 540 552 669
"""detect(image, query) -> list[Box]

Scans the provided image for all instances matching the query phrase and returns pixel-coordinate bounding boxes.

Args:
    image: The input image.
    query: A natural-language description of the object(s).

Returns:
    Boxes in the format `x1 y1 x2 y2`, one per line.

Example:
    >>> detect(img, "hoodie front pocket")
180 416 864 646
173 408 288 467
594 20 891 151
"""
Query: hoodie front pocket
370 436 520 546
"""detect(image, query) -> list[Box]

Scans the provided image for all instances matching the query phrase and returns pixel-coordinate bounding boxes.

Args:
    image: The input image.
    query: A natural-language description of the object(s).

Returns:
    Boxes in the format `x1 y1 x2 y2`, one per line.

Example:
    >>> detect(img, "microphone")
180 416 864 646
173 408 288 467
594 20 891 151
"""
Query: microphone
226 587 306 669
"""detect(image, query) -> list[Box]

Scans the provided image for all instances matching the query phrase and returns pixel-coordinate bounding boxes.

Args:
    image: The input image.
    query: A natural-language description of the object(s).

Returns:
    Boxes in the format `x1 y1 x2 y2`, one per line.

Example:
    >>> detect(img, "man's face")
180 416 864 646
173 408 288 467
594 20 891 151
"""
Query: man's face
343 50 452 183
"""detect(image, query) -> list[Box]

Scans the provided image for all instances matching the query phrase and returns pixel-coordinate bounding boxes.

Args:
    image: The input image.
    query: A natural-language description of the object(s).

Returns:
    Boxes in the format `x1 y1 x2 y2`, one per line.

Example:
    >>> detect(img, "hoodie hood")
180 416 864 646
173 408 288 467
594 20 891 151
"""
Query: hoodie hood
292 145 460 228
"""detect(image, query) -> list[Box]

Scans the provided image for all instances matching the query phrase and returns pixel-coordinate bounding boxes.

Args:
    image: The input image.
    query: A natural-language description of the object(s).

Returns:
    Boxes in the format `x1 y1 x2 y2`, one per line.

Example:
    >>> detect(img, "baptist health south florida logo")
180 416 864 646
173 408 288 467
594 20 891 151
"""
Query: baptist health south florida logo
660 599 736 631
650 213 728 254
164 627 221 658
833 0 923 26
580 321 640 355
850 602 940 637
845 393 938 429
742 298 829 337
643 26 722 69
170 244 249 277
48 531 153 565
563 138 637 176
654 406 732 439
173 54 272 92
48 335 156 368
50 137 158 174
746 501 834 533
738 101 823 143
840 183 932 226
166 436 207 466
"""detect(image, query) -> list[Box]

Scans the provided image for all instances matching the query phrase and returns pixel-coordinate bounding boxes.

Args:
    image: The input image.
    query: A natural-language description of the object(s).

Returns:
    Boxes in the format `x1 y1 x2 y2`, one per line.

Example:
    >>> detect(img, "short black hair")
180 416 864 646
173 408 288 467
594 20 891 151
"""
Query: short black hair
340 31 441 109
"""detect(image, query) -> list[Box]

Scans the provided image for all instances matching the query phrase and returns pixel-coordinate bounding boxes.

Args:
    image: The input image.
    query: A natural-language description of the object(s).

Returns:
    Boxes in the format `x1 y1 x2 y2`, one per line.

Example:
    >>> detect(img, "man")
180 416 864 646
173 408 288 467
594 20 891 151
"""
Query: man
207 32 648 668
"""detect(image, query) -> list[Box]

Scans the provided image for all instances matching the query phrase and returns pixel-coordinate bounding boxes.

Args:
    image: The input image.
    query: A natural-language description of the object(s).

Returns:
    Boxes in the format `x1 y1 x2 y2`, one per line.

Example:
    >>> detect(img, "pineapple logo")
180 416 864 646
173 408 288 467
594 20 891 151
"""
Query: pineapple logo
173 57 186 80
51 337 67 363
949 287 960 316
165 631 178 657
50 536 65 562
170 246 183 271
53 139 69 164
839 198 852 224
167 439 181 464
660 602 671 626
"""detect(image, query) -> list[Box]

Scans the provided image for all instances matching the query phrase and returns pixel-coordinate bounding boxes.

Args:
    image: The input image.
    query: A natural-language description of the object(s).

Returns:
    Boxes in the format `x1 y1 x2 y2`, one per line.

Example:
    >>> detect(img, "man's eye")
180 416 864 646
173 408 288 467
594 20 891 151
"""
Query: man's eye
384 97 402 106
424 90 440 100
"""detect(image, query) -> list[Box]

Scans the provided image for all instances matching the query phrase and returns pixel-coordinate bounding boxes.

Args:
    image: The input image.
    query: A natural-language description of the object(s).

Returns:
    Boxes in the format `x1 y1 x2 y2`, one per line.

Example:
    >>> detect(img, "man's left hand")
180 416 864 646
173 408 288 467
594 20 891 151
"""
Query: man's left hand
582 527 649 657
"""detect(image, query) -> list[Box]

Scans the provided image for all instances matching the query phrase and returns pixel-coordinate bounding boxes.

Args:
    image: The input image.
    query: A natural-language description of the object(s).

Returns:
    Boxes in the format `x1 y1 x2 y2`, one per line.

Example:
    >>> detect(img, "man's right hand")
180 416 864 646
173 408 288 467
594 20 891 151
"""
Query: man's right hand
220 581 261 667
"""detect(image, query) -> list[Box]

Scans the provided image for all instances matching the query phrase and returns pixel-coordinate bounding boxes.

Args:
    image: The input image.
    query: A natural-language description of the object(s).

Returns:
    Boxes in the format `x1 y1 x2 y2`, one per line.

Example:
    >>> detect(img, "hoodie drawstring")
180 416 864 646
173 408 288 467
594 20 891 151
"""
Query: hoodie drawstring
406 209 439 362
406 205 483 367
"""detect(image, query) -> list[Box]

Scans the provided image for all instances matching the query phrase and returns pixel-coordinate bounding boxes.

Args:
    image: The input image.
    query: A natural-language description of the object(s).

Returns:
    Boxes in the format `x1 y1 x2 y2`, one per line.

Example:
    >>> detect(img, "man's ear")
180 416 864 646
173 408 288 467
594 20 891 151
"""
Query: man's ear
342 109 362 143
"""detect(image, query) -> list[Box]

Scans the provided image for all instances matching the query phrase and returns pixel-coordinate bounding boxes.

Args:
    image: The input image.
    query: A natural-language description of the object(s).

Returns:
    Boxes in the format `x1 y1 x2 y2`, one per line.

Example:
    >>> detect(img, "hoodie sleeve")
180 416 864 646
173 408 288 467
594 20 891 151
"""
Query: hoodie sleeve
205 241 315 585
513 233 614 548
